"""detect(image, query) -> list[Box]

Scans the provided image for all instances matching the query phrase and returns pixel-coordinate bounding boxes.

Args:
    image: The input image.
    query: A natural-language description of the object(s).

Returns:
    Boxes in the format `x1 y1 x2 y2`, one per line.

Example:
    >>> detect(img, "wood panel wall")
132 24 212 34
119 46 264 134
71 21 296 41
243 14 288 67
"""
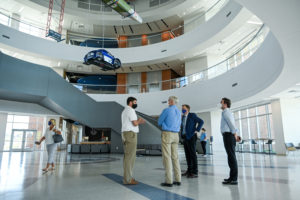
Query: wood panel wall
117 73 127 94
141 72 147 92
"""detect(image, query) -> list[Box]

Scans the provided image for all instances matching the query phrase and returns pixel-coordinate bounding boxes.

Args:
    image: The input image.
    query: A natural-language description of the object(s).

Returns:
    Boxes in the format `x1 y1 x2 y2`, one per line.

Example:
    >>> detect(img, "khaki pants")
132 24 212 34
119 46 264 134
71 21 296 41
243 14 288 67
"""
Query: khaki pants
161 131 181 184
122 131 137 183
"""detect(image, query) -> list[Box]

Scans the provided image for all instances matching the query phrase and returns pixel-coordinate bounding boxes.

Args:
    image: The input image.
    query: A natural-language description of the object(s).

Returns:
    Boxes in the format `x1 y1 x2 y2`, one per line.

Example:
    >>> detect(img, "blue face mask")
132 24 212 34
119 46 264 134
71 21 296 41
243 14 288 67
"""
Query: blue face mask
48 121 52 126
182 109 187 114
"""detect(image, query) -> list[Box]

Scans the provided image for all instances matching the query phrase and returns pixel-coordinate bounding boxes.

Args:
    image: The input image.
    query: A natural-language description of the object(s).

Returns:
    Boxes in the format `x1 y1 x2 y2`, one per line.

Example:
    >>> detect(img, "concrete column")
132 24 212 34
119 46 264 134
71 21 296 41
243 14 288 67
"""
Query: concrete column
0 113 8 151
271 100 286 155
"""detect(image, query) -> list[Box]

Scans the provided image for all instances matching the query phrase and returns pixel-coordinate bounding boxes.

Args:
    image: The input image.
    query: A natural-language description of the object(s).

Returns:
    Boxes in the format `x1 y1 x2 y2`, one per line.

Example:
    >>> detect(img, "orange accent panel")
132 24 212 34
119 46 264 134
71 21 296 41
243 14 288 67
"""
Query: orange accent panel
161 31 174 41
117 73 127 94
141 72 147 92
161 69 171 90
118 36 128 48
141 34 148 46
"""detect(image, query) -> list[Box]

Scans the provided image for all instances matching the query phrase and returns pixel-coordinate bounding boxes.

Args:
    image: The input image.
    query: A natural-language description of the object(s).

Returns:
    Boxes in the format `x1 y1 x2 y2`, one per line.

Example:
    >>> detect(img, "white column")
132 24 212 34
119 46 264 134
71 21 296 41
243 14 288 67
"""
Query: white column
279 98 300 147
11 13 21 30
185 56 208 76
0 113 8 151
210 109 223 152
271 100 286 155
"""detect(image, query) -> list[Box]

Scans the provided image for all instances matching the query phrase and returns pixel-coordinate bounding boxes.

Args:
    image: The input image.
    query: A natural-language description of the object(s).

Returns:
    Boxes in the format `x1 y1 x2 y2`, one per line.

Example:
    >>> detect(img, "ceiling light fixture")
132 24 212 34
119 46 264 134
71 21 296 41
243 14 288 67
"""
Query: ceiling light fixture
247 20 263 25
18 7 24 13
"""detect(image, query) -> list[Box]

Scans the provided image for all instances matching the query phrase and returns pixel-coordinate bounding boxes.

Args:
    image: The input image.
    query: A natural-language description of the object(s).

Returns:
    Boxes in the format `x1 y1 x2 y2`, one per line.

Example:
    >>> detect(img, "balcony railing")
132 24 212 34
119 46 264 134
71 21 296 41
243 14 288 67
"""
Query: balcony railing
0 0 228 47
72 24 268 94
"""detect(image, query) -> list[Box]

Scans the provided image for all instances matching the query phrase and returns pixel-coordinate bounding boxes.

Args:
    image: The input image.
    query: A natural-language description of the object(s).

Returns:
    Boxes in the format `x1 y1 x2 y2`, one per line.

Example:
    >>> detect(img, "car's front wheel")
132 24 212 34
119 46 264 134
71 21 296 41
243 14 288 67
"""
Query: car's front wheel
113 58 121 69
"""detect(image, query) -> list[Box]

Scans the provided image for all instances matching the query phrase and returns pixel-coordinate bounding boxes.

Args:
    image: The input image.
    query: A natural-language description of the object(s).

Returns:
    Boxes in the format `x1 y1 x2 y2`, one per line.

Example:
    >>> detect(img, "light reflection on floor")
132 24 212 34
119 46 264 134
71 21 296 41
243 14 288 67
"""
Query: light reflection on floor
0 148 300 200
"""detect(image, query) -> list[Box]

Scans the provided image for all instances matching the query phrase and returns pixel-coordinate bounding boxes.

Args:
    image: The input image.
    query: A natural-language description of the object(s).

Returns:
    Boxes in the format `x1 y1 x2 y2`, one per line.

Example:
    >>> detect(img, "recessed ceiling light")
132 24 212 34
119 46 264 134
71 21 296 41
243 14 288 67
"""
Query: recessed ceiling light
18 7 24 13
247 20 263 25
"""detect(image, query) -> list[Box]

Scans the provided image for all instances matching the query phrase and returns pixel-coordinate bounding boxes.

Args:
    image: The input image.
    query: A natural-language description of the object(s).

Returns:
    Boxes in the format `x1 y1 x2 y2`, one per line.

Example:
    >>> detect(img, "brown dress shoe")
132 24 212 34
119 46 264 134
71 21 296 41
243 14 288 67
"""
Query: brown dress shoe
126 179 138 185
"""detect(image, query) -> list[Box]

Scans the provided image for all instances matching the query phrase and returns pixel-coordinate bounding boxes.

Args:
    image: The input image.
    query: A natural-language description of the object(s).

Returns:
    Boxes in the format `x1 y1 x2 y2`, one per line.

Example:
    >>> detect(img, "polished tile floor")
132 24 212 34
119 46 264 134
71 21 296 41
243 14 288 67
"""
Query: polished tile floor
0 147 300 200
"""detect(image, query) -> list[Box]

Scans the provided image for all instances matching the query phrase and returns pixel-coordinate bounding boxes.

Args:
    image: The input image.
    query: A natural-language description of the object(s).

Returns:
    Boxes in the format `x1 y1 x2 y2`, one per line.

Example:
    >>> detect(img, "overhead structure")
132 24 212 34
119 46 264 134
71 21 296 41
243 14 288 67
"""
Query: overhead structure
101 0 143 23
45 0 66 42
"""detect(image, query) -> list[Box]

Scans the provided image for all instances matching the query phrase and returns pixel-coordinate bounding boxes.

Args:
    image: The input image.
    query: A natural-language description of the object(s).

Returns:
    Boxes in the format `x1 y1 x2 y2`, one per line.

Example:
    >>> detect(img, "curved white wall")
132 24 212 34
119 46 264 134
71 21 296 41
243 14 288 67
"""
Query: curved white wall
231 0 300 103
0 1 250 67
89 32 284 115
23 0 211 26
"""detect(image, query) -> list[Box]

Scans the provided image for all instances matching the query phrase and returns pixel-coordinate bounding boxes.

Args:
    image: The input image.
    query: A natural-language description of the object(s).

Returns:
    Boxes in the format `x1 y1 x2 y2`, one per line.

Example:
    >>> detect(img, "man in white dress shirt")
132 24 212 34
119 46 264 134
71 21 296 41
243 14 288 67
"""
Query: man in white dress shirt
220 97 240 185
121 97 145 185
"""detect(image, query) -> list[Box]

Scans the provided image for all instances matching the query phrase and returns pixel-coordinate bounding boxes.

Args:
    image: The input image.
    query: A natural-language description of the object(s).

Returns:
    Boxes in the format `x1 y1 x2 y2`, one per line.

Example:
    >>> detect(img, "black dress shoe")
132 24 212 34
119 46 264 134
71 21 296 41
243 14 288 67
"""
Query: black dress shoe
182 171 189 176
222 180 238 185
161 183 173 187
187 173 198 178
224 178 231 182
173 182 181 186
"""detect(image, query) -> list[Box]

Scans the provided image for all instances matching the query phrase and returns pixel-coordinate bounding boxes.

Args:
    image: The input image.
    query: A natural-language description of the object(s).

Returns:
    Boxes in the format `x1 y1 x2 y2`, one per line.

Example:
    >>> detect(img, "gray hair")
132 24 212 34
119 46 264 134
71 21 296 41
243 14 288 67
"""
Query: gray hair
168 96 178 104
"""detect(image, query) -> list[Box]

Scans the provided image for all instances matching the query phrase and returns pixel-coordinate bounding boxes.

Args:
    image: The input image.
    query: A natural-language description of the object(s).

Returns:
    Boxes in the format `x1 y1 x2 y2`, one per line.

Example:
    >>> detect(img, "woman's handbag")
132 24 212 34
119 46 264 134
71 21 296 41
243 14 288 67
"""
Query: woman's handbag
53 133 64 143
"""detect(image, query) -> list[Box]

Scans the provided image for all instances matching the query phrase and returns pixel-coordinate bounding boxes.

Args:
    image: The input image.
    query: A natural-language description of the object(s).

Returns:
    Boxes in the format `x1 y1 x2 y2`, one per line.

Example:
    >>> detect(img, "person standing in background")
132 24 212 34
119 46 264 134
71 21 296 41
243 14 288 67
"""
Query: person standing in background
158 96 182 187
36 119 61 172
121 97 145 185
181 104 204 178
199 128 207 157
220 97 240 185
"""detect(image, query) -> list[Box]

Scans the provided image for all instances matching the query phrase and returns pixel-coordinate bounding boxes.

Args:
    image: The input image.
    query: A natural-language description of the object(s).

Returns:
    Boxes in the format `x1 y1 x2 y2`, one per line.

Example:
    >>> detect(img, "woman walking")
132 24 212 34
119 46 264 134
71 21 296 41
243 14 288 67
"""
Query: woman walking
36 119 61 171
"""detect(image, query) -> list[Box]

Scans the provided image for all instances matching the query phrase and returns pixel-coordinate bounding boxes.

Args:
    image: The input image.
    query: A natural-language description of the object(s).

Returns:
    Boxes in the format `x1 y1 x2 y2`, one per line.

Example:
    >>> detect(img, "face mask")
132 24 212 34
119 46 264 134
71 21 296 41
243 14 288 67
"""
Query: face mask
132 104 137 109
48 121 52 126
182 109 187 114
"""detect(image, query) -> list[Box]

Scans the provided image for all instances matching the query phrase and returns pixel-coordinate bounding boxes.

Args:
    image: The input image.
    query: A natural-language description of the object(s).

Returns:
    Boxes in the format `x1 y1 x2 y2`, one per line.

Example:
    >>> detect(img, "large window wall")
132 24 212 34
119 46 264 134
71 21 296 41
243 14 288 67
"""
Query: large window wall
233 103 274 151
4 114 46 151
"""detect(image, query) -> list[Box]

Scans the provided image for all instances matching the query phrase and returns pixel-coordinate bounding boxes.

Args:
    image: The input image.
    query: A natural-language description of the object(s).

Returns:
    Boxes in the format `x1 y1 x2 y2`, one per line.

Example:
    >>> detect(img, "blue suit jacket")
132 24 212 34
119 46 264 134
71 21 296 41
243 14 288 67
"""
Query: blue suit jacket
181 113 204 140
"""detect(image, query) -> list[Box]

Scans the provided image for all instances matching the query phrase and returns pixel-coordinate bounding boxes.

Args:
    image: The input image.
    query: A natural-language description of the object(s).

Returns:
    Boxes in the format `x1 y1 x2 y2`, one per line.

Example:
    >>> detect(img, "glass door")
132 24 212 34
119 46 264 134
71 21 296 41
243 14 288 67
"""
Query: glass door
10 129 37 152
10 130 23 151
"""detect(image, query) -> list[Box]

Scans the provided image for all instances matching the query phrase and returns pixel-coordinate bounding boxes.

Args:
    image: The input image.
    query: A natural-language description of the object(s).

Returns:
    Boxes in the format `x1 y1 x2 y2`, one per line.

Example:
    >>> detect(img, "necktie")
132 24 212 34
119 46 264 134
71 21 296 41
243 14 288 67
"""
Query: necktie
181 115 186 135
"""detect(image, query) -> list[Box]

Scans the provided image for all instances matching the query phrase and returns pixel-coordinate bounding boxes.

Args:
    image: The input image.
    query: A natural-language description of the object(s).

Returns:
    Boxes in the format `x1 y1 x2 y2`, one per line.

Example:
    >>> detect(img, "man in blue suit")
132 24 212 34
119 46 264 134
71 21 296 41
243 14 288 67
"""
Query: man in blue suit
181 104 204 178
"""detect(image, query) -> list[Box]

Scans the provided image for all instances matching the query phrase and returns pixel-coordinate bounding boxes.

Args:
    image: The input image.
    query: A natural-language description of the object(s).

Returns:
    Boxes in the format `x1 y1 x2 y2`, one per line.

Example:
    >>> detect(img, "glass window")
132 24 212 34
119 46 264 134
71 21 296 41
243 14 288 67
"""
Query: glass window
7 115 14 122
241 109 247 118
249 117 258 139
267 104 272 114
4 114 45 151
233 103 274 147
248 107 256 117
13 115 29 123
13 123 29 129
258 115 268 138
3 123 13 151
234 111 239 120
257 105 266 115
241 119 249 139
269 114 274 139
235 119 241 134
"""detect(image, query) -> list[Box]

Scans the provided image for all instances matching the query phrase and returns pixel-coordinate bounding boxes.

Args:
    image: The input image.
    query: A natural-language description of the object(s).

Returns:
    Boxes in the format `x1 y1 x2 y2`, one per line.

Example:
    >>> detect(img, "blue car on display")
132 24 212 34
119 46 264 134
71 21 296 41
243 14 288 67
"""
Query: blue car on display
83 49 121 71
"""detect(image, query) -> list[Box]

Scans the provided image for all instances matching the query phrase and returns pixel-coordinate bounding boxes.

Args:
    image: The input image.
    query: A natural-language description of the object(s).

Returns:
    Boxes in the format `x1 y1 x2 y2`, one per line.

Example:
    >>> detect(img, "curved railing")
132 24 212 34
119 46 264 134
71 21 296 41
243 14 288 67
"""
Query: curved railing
0 0 228 47
72 25 268 94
